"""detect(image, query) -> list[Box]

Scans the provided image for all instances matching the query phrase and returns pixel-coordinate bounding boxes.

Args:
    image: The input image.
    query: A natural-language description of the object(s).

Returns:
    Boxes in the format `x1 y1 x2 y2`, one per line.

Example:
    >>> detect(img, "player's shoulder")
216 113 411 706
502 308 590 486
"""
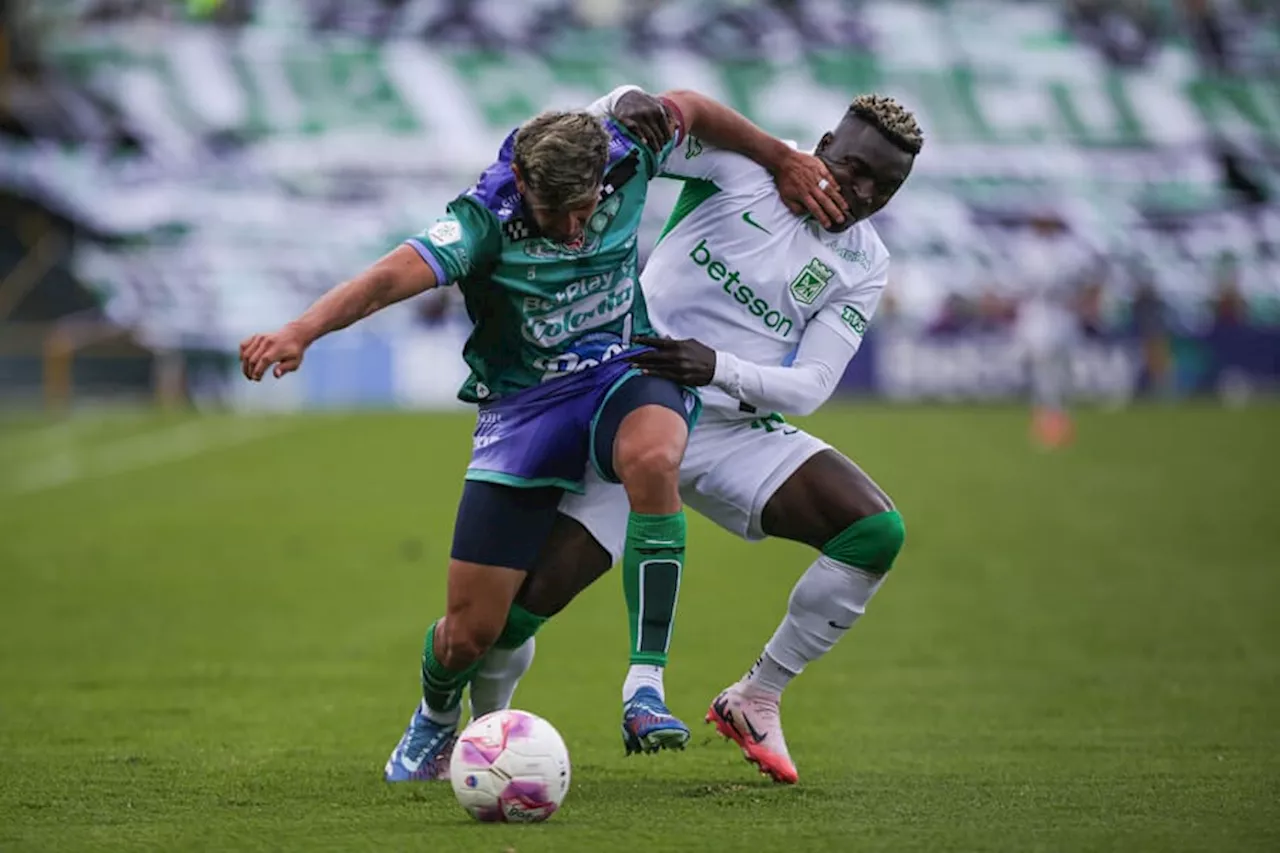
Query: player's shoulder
829 219 891 282
458 129 523 227
600 119 650 186
676 136 778 189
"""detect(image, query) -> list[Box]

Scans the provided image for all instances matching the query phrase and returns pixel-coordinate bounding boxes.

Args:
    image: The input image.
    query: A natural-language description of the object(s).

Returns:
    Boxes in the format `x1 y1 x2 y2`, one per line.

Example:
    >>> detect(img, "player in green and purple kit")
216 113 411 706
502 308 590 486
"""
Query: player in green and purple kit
238 85 849 780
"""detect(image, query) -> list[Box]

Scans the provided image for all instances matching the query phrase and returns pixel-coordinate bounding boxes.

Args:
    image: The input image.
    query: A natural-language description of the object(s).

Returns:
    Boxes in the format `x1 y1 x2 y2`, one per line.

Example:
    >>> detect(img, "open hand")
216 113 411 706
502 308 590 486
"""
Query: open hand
613 90 675 154
772 150 847 229
630 335 717 387
239 324 308 381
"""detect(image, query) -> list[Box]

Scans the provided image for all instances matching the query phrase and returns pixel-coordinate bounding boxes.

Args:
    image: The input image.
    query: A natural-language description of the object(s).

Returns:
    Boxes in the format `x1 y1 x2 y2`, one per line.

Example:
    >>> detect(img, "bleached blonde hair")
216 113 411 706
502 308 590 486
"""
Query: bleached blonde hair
849 94 924 155
512 111 610 208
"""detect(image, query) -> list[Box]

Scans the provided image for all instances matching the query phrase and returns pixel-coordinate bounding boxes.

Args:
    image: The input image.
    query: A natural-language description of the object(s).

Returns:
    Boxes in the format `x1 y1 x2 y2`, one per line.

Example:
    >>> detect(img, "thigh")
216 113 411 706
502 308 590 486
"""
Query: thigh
591 373 697 483
450 480 564 572
446 558 528 629
760 449 894 551
679 415 832 540
515 512 615 618
558 465 631 564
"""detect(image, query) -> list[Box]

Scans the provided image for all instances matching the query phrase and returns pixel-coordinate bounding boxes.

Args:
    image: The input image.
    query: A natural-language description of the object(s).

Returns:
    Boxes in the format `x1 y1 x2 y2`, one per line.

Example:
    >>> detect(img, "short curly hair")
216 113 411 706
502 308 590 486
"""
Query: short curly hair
848 94 924 156
512 110 610 209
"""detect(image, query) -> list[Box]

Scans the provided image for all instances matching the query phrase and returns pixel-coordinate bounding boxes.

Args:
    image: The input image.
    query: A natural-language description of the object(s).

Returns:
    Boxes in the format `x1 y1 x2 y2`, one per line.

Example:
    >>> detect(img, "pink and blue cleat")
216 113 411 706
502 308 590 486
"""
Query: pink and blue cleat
621 686 690 755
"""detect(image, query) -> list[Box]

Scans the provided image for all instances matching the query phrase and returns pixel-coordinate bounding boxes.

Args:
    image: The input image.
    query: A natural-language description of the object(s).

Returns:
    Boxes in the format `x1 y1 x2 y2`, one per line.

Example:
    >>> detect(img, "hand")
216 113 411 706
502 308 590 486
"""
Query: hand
772 150 847 229
630 335 717 387
239 323 308 381
613 90 675 154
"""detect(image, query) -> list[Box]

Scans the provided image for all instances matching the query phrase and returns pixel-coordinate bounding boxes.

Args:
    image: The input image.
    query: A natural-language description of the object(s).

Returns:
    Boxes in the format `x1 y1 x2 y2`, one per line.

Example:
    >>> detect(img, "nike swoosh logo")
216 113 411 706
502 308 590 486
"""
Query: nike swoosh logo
741 211 771 234
828 620 853 631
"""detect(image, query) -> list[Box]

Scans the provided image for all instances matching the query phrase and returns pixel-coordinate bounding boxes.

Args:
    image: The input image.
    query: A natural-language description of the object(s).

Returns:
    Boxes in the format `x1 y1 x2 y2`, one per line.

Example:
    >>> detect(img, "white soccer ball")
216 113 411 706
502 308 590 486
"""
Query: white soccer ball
449 709 571 823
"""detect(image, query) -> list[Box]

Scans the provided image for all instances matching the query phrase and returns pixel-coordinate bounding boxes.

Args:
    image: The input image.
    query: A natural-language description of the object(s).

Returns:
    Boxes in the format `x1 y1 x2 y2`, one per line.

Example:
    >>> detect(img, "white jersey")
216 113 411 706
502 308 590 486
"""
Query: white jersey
641 135 891 418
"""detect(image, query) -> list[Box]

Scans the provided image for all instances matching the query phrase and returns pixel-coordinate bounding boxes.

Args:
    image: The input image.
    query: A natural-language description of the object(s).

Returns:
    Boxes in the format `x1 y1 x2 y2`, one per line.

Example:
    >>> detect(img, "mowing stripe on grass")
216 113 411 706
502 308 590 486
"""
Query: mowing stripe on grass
2 417 295 496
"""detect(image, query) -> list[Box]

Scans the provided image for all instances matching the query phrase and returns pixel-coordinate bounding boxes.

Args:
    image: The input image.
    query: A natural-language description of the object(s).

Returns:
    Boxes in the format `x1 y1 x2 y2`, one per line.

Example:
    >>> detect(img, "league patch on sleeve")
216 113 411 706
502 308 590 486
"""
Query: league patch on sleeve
428 220 463 247
841 305 869 336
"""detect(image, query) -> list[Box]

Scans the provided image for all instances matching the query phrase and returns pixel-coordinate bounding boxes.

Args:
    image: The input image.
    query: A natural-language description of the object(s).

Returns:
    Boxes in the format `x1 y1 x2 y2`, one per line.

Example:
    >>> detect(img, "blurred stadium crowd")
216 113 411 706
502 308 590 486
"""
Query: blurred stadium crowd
0 0 1276 406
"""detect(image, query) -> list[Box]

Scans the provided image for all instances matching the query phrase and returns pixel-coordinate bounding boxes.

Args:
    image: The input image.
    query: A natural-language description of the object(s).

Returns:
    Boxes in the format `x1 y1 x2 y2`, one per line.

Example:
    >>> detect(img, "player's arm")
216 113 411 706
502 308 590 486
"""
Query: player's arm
241 202 497 382
659 90 848 228
600 85 846 228
239 246 437 382
632 321 858 417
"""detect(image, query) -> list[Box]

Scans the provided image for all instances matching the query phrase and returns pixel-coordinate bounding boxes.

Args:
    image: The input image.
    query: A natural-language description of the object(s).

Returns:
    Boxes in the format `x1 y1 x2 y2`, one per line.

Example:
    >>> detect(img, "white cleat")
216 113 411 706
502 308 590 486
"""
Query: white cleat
705 681 799 784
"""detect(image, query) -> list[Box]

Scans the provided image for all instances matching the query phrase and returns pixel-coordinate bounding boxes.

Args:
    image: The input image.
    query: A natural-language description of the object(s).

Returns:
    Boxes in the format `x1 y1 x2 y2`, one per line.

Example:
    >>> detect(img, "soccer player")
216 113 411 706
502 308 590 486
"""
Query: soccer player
1012 213 1085 449
481 93 923 783
238 85 848 781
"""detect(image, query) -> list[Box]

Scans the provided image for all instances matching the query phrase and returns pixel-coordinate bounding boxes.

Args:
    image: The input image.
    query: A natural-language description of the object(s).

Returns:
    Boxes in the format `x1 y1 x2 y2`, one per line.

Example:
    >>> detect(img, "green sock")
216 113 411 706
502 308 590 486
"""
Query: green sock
494 604 548 650
622 511 686 667
420 620 482 717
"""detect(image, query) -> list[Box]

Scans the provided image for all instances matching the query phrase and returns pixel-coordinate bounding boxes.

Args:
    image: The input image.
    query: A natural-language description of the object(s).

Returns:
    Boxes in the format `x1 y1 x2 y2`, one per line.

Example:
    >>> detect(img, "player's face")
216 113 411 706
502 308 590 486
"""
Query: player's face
512 164 601 247
815 116 915 231
526 194 600 248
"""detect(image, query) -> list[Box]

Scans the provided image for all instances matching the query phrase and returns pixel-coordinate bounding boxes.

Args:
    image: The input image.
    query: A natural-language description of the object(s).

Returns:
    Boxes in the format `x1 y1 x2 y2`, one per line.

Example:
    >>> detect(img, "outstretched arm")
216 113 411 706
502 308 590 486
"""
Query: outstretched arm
631 320 858 417
240 244 436 381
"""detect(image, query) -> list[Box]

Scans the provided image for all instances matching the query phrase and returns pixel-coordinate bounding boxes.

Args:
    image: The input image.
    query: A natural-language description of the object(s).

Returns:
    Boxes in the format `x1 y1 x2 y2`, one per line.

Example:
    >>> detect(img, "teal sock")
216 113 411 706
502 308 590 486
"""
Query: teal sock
420 620 481 719
622 511 686 667
494 604 548 650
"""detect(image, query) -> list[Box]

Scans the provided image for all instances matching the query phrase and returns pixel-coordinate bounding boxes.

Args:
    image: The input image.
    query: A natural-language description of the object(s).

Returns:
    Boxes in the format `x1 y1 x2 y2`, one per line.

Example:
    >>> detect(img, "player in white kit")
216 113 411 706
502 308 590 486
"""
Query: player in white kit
472 93 923 784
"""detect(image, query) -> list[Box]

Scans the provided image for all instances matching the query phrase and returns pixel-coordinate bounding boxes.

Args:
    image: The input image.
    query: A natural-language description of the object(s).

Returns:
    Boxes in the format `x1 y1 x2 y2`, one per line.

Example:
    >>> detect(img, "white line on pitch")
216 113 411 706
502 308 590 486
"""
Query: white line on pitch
0 409 153 460
1 417 296 496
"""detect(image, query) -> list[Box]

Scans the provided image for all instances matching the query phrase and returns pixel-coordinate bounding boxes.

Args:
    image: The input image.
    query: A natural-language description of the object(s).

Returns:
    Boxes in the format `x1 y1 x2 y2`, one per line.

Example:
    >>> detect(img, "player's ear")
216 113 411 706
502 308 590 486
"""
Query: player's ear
815 132 835 156
511 161 528 195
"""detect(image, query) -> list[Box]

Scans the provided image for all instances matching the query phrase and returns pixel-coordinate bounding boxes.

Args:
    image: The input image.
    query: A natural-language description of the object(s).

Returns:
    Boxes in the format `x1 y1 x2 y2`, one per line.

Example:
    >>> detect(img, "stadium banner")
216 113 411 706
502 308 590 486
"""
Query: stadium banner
1 2 1277 407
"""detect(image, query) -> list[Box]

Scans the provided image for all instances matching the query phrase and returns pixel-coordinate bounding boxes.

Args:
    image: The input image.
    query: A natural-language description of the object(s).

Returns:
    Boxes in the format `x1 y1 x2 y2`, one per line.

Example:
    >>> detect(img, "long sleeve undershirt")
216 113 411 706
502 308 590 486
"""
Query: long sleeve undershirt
709 319 859 417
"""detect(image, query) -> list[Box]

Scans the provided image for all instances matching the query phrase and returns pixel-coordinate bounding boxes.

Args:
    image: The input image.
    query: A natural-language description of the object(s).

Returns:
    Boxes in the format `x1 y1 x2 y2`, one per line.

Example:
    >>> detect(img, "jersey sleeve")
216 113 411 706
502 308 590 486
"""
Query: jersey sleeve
810 253 890 352
585 84 643 118
658 134 780 188
710 320 858 417
404 198 501 287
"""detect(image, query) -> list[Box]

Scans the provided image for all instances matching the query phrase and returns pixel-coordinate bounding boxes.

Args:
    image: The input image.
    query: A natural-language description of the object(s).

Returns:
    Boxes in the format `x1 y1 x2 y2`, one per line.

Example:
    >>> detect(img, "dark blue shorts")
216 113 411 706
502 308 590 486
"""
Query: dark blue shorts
452 367 699 570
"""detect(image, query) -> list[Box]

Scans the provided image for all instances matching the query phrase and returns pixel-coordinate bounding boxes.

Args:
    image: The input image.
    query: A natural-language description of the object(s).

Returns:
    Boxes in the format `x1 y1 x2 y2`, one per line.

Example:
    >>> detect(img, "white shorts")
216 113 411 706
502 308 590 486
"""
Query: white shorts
559 413 831 563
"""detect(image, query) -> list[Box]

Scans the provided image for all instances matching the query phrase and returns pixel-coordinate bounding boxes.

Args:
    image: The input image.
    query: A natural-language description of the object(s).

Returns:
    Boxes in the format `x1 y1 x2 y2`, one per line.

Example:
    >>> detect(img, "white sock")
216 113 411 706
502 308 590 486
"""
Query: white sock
420 698 461 727
745 652 796 695
622 664 665 702
746 555 886 697
469 638 536 719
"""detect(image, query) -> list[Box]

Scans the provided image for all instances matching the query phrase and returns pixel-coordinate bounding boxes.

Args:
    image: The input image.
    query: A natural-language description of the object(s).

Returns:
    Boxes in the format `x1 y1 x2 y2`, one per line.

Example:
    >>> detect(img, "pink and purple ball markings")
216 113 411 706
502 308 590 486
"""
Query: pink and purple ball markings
458 711 536 767
473 780 557 823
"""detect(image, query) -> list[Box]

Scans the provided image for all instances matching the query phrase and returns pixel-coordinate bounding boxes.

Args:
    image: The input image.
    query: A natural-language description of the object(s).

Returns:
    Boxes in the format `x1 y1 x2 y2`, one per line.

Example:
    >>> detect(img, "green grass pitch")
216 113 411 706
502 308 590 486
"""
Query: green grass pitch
1 404 1278 851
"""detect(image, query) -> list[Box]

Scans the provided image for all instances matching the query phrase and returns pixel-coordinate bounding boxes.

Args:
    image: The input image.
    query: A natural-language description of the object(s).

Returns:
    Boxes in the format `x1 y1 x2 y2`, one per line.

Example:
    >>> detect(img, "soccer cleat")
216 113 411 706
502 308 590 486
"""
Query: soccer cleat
705 682 799 784
621 686 690 755
383 703 457 782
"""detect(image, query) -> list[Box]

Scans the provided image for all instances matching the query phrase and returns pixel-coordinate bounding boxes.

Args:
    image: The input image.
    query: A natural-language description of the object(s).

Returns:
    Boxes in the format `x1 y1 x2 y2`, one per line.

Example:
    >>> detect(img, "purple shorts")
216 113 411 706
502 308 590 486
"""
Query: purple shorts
466 360 642 494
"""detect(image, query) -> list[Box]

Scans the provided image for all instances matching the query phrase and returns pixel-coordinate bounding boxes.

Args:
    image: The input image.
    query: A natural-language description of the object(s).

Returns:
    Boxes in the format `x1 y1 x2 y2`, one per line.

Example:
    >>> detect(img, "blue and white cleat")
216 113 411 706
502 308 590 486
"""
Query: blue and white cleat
383 704 457 782
621 686 691 755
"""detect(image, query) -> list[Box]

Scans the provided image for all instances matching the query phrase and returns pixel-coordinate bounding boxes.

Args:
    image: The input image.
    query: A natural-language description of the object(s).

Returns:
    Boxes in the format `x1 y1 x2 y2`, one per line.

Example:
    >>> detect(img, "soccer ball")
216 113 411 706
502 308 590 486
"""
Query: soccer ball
449 709 571 823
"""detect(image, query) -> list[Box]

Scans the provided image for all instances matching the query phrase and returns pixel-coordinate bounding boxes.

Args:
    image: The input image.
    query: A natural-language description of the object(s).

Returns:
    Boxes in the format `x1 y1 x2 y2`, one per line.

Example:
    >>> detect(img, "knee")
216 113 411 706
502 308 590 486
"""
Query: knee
613 431 684 490
821 509 906 574
438 609 503 670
